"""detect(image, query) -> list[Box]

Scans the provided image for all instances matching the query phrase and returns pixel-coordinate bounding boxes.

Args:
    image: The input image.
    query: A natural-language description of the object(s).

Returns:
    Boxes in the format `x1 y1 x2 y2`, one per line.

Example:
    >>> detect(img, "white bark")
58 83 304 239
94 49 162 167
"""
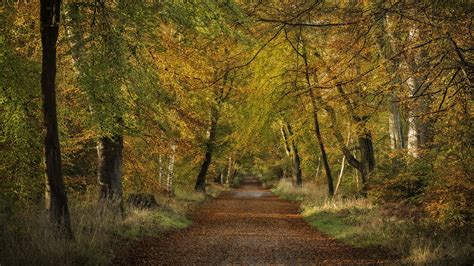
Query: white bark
158 154 163 190
334 156 345 196
226 156 232 185
315 156 321 179
406 23 431 158
166 144 176 196
374 6 405 150
388 94 404 150
334 131 351 196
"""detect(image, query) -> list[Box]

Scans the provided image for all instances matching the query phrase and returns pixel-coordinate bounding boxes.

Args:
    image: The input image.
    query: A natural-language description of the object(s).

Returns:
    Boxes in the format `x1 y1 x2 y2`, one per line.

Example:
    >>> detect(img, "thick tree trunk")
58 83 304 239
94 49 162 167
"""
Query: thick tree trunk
40 0 73 238
195 107 218 192
405 22 433 157
373 2 405 150
406 75 431 157
388 94 404 149
97 135 123 210
66 2 125 206
358 132 375 183
334 84 375 191
285 123 303 186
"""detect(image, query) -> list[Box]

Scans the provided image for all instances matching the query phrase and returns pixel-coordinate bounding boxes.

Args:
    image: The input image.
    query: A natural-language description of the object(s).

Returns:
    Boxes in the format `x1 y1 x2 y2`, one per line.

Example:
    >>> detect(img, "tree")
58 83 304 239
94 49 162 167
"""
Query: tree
280 120 303 186
40 0 73 237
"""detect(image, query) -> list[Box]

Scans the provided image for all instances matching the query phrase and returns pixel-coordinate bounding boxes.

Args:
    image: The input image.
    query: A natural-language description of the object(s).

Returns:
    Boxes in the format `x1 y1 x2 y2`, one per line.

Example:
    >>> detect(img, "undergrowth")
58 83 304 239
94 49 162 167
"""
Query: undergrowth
272 179 473 265
0 184 227 265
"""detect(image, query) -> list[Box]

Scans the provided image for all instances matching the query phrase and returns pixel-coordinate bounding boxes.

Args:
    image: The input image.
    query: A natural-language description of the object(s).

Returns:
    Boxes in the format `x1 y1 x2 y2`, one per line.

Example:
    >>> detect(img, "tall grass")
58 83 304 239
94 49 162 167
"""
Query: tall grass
0 184 227 265
272 179 473 264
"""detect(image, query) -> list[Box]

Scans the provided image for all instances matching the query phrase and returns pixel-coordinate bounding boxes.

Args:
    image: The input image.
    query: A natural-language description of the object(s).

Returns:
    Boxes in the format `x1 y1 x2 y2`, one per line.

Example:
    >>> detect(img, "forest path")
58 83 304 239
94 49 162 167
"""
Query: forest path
115 177 394 265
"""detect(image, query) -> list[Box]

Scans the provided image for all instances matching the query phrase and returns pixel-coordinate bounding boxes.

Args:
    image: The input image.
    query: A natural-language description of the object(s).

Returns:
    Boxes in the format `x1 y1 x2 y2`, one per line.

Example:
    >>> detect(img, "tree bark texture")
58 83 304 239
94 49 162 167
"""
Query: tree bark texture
195 107 218 192
40 0 73 238
285 123 303 186
405 23 433 157
166 144 176 196
302 48 334 196
97 135 123 210
373 2 405 150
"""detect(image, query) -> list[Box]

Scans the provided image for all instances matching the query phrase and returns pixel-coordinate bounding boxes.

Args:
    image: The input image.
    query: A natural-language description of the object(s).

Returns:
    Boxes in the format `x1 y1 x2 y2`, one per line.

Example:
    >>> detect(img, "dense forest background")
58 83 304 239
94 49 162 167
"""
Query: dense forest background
0 0 472 264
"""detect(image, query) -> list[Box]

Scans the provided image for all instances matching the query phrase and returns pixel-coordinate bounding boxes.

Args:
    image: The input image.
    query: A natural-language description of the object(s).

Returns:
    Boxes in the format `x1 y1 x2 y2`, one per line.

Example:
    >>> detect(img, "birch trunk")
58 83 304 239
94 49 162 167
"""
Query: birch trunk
166 144 176 196
226 156 232 185
158 154 163 190
334 156 345 196
334 131 351 196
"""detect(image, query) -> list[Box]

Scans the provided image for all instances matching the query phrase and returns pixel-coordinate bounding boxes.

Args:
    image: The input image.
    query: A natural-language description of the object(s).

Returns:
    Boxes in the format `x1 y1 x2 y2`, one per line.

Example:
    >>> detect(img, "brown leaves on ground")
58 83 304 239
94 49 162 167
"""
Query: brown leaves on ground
114 178 397 265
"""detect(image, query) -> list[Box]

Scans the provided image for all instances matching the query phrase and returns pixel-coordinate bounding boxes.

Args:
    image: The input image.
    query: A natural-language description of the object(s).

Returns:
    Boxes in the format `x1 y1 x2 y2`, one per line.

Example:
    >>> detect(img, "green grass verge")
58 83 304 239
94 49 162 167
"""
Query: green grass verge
304 210 379 248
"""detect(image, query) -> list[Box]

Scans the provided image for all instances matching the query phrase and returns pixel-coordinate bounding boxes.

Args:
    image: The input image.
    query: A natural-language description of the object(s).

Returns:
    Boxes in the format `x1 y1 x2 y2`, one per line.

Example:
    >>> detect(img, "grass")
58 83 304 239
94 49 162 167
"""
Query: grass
0 184 228 265
272 179 474 264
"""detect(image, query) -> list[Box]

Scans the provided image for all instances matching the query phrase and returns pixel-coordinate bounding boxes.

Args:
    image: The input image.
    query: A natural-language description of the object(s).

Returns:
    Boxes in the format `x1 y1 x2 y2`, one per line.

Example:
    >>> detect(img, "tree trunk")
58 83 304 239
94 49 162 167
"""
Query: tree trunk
280 123 292 157
405 22 432 157
358 132 375 183
166 144 176 196
388 94 404 149
373 2 405 150
66 2 125 207
315 156 321 179
406 75 431 157
97 135 123 210
285 123 303 186
334 131 351 196
158 154 163 190
302 47 334 196
334 155 345 196
226 156 232 185
195 107 218 192
333 83 375 191
40 0 73 238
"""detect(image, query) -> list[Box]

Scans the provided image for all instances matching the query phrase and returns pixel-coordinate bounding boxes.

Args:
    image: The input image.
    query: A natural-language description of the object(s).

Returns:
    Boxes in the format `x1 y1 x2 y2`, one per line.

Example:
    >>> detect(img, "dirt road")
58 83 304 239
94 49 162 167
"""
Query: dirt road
116 178 394 265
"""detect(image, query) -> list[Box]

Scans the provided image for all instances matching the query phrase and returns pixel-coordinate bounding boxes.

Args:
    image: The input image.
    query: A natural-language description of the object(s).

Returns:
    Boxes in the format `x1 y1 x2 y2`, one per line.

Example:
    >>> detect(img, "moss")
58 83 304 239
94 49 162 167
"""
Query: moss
152 210 191 230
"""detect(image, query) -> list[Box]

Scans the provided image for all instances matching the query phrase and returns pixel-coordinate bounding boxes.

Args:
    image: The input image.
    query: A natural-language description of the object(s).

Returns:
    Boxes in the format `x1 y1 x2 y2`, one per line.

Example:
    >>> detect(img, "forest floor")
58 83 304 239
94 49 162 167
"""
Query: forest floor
114 177 397 265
